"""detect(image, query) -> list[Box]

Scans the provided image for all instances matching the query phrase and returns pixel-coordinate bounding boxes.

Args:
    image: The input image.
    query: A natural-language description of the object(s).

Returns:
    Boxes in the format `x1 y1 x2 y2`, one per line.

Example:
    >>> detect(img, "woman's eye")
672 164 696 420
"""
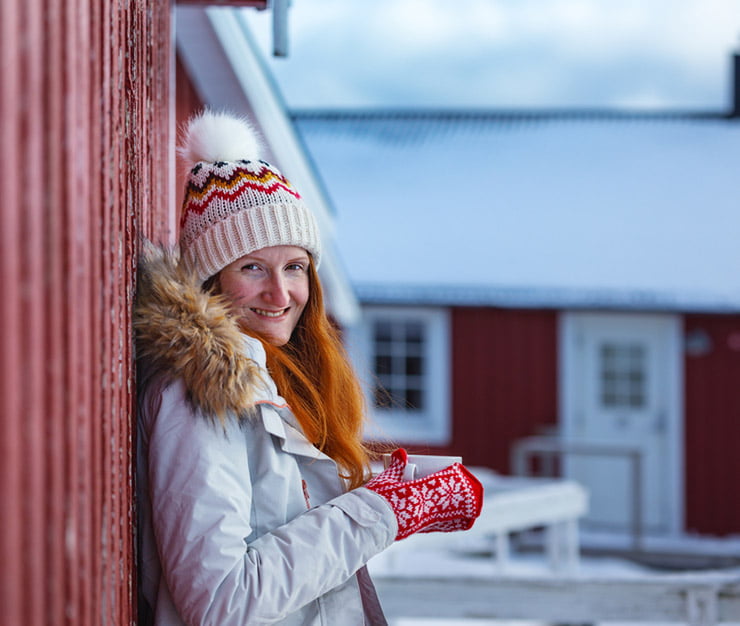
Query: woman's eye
286 263 304 271
240 263 261 272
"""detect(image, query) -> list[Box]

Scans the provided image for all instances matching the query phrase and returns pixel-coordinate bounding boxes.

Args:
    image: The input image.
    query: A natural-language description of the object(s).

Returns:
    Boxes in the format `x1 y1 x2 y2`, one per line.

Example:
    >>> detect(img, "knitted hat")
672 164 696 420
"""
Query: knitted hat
178 110 322 282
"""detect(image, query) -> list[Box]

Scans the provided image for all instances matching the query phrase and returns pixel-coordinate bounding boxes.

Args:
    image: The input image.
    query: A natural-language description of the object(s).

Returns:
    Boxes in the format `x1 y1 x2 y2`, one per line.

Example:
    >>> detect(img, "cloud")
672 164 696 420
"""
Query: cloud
241 0 740 109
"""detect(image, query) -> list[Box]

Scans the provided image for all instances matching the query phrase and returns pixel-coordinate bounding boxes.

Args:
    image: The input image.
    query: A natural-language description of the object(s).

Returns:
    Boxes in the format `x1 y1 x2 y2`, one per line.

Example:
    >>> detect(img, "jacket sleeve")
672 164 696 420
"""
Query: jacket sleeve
143 379 397 626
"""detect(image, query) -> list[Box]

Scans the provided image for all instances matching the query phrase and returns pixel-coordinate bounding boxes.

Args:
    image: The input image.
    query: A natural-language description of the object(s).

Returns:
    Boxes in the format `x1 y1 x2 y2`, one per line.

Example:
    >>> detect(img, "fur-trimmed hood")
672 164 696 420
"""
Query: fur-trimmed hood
134 242 264 421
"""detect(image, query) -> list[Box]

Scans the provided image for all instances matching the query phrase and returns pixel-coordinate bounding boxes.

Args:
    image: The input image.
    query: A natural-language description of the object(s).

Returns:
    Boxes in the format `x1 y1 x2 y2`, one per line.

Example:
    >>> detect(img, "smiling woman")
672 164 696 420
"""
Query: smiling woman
133 109 483 625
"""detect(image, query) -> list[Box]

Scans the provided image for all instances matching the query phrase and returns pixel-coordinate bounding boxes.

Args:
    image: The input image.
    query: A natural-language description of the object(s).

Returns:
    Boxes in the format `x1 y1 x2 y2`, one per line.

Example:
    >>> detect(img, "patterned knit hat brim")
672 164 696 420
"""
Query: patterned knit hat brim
181 199 321 283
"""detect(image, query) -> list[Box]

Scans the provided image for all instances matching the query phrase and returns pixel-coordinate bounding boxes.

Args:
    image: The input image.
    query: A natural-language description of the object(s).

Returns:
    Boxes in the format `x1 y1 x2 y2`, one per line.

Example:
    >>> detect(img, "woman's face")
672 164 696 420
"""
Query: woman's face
219 245 310 346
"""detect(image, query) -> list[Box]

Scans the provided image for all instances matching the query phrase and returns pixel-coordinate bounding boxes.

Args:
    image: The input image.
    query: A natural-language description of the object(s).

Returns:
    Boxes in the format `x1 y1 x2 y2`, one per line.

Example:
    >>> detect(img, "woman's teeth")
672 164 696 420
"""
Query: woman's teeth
252 308 285 318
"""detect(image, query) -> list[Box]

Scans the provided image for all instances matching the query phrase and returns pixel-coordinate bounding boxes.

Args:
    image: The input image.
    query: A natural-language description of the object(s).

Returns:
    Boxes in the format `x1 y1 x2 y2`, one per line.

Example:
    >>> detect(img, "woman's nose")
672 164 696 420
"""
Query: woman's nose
264 272 289 306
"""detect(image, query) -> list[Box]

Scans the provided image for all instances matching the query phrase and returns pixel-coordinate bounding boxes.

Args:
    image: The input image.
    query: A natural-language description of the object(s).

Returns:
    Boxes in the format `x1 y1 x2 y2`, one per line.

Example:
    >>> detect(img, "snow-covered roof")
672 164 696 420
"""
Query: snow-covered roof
294 110 740 312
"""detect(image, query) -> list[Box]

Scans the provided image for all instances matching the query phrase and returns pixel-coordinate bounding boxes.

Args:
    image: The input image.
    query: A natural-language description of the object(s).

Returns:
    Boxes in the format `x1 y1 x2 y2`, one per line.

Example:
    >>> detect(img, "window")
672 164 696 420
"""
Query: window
347 306 451 445
372 319 425 412
599 342 647 408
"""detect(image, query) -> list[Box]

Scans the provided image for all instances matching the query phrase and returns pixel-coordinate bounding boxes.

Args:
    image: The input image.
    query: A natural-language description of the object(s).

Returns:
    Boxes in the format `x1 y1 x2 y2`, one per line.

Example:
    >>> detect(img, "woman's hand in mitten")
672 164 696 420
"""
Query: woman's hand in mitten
365 448 484 541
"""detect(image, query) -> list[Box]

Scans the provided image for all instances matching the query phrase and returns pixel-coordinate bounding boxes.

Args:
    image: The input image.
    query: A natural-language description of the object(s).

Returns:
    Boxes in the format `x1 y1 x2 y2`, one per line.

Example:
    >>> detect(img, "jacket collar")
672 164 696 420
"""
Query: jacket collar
259 404 331 461
235 310 330 459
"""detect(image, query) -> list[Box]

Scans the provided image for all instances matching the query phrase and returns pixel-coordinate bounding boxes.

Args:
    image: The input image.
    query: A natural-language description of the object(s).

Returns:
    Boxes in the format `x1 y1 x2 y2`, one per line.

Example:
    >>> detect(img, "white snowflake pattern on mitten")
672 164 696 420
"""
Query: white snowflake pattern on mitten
366 449 483 540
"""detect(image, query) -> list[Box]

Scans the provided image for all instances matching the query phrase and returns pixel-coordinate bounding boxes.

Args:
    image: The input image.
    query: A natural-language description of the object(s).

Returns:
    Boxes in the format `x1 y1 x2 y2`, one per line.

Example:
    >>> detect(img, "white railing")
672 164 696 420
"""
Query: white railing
375 569 740 626
512 435 645 550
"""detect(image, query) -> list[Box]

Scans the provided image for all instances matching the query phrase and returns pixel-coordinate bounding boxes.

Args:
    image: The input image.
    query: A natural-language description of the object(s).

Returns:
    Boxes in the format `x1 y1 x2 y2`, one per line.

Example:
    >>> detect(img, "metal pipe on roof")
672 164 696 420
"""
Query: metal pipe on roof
272 0 289 57
732 52 740 118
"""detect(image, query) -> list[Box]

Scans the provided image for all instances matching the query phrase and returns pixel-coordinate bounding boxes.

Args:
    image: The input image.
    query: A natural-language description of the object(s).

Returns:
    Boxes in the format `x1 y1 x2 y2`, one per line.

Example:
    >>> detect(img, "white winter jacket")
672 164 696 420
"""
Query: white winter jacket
134 249 396 625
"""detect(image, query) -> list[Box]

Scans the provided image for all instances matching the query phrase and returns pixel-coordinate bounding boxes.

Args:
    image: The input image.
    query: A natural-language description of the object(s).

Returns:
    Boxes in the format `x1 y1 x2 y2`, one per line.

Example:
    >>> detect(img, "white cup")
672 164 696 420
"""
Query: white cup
382 453 462 480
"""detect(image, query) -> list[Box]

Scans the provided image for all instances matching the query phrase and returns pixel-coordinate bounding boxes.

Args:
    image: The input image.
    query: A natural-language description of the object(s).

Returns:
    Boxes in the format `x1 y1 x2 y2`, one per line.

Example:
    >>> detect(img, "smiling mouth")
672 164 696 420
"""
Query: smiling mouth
251 308 287 318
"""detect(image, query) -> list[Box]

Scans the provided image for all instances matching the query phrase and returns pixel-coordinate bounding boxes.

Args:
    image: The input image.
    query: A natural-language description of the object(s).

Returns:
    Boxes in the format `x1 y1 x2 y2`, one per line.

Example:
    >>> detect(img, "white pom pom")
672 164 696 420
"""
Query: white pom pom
178 109 264 166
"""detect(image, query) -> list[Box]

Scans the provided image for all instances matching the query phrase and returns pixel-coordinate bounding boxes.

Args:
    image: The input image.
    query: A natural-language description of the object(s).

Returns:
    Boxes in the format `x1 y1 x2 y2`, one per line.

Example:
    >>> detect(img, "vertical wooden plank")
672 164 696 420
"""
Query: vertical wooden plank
64 2 77 620
122 2 142 621
96 0 114 620
19 0 47 624
115 2 130 620
85 0 102 615
110 3 139 622
120 5 138 620
41 0 68 621
0 1 23 623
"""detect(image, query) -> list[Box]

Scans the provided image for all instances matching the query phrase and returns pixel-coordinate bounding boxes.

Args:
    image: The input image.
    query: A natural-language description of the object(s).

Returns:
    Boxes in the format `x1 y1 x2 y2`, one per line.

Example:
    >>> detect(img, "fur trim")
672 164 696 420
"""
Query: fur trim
134 241 262 421
178 110 263 167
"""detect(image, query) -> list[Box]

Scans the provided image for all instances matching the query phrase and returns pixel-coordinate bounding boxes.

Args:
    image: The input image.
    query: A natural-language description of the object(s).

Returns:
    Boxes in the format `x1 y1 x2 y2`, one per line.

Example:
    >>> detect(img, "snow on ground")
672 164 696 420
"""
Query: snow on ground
369 533 740 625
389 618 710 626
388 614 705 624
373 543 685 626
364 468 740 624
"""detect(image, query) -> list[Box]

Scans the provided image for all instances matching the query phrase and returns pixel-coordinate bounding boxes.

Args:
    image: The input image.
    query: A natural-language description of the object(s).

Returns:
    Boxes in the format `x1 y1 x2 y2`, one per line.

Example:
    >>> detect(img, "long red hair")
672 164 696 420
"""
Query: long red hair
242 262 372 489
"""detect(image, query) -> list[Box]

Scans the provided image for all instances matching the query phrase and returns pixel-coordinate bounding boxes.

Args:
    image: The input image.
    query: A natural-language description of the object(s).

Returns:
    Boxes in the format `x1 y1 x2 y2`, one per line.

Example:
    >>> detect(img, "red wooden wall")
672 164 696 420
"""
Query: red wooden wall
420 308 559 470
0 1 172 624
684 314 740 536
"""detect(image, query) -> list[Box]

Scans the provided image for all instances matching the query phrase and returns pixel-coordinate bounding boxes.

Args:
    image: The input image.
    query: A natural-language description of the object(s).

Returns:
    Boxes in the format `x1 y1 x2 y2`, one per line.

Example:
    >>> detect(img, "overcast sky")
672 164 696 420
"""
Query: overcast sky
242 0 740 111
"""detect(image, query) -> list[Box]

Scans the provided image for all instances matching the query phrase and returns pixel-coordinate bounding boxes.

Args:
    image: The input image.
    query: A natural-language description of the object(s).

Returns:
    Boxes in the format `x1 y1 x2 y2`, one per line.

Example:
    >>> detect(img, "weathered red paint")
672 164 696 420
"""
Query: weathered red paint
0 1 172 623
684 314 740 536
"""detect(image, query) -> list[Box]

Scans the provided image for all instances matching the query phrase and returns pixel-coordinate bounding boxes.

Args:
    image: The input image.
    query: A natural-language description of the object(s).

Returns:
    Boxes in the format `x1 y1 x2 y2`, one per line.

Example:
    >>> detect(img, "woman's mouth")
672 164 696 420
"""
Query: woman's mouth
251 308 287 318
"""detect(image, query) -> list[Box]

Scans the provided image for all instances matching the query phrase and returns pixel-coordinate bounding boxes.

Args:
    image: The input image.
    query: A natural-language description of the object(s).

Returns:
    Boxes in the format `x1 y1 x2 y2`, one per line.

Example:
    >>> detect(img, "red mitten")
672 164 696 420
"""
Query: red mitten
365 449 484 540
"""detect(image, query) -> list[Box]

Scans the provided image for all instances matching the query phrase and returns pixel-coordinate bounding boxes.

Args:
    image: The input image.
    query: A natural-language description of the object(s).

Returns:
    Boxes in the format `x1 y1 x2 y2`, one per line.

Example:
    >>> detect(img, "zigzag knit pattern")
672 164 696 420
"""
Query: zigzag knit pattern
180 160 301 246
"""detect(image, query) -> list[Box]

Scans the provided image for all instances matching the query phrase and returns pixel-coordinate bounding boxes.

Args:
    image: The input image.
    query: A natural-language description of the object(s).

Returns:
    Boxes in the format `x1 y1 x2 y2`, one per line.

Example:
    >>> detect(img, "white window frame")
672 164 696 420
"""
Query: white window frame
346 305 451 445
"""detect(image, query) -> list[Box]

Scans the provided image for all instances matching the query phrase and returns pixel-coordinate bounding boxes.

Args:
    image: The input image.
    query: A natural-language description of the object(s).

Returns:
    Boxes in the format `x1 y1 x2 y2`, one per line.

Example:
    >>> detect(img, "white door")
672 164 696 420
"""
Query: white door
560 312 683 536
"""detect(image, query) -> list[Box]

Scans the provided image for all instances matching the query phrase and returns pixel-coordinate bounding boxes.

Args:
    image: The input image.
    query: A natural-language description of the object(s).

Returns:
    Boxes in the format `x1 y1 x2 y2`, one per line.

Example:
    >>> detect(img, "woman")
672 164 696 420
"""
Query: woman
135 110 483 625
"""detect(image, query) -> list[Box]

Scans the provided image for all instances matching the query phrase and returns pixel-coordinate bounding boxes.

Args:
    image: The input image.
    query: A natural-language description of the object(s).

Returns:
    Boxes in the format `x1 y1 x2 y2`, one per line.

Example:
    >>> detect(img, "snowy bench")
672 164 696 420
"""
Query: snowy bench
373 469 589 574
